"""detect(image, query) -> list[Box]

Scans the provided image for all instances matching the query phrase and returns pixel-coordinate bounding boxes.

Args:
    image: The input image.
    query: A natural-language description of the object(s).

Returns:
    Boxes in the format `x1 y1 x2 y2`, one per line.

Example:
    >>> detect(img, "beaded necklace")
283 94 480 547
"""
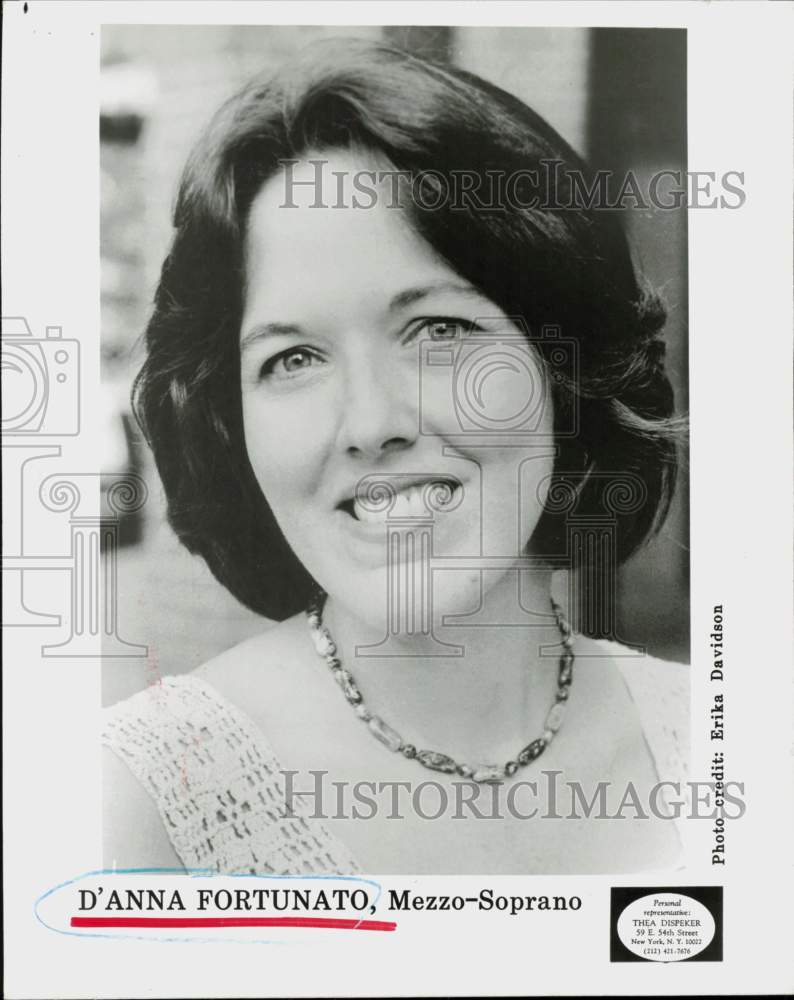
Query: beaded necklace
306 591 574 783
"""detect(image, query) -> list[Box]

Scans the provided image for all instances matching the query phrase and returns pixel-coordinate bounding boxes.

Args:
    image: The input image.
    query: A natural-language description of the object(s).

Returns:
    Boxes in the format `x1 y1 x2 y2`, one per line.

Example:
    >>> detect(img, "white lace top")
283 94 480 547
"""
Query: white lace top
102 639 689 875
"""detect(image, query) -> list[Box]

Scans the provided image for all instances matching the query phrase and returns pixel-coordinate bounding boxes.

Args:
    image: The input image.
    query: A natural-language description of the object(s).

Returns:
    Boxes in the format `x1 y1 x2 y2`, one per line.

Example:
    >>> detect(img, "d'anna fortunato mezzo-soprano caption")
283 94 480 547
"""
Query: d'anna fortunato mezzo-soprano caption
77 885 583 917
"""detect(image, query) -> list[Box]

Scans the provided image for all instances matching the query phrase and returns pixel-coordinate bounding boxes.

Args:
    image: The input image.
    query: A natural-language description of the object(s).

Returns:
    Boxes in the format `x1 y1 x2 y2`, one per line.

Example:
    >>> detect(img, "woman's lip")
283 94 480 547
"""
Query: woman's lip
334 480 465 537
335 474 462 512
334 506 387 539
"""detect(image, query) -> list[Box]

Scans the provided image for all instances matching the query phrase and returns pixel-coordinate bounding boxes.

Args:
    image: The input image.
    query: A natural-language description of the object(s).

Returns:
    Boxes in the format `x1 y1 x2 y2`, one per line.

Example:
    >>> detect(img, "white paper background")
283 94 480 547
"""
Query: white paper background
3 1 792 996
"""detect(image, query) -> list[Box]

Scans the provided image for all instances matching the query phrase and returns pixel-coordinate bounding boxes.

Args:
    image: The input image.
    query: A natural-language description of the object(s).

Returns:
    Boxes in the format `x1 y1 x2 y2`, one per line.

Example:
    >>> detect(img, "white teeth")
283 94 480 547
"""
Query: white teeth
353 496 389 523
352 482 456 523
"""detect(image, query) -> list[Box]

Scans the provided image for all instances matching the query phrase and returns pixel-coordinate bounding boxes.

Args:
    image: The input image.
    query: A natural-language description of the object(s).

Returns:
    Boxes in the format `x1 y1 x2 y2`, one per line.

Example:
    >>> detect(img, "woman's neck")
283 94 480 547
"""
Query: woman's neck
322 569 564 765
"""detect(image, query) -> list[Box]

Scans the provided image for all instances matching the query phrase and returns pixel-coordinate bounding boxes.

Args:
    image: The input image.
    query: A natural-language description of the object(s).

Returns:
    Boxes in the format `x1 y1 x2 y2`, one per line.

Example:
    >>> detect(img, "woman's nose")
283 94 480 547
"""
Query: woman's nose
335 353 417 460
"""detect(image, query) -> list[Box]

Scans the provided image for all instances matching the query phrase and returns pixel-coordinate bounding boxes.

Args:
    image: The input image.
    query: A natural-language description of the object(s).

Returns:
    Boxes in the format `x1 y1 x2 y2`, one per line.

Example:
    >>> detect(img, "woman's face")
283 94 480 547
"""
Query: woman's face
240 151 554 630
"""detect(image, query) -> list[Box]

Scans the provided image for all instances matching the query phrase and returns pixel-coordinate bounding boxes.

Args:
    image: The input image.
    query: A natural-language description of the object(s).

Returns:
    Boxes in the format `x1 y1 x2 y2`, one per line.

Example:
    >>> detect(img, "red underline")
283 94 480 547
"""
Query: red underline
71 915 396 932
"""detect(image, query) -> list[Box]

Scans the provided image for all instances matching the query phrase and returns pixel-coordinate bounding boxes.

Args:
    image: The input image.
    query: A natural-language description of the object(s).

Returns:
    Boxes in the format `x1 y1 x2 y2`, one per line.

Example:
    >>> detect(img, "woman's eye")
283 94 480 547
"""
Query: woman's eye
429 320 467 340
408 318 475 343
260 349 319 379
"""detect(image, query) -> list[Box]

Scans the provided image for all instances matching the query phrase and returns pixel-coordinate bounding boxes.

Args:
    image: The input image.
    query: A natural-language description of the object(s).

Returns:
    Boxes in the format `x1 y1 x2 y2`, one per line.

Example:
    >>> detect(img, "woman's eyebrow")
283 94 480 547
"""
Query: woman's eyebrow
240 282 483 350
388 281 482 312
240 322 303 352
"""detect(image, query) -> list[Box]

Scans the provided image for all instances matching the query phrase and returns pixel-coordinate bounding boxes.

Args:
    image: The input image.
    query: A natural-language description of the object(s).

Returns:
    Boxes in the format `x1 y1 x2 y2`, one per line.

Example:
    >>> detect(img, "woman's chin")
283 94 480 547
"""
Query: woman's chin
321 562 489 646
306 511 524 638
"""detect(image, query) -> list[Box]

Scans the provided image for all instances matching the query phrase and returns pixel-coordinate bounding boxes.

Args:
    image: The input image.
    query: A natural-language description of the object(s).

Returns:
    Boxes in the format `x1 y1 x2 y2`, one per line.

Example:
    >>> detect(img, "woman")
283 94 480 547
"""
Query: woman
103 38 688 875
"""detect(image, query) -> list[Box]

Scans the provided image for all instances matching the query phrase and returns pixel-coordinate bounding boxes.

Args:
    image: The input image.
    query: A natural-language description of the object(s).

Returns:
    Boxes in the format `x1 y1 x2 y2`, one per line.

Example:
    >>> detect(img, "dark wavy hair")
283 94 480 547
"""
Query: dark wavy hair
133 37 682 621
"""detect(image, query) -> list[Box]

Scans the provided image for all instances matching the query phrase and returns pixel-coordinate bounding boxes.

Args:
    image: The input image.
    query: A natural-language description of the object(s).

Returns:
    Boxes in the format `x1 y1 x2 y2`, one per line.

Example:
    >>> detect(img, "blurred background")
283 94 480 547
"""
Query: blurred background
101 24 689 704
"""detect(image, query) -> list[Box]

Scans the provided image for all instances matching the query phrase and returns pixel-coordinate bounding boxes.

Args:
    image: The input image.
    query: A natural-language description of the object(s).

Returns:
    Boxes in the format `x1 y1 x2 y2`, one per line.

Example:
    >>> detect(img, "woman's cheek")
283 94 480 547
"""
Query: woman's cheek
243 401 294 504
243 397 327 512
521 451 555 511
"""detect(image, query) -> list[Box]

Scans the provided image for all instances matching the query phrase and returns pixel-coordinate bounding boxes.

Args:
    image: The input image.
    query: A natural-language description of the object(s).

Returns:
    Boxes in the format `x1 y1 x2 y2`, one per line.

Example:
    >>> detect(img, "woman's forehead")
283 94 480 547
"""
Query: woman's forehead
254 146 406 209
242 153 473 322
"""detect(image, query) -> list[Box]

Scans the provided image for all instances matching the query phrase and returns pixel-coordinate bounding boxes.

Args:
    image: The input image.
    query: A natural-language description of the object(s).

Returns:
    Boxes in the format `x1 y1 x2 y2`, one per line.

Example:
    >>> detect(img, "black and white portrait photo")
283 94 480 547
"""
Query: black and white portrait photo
98 23 692 877
5 3 794 996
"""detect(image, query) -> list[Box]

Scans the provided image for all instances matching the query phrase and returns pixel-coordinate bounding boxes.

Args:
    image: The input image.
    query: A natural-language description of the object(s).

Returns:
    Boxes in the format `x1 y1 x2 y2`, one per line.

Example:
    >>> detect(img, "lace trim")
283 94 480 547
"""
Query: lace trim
102 676 362 875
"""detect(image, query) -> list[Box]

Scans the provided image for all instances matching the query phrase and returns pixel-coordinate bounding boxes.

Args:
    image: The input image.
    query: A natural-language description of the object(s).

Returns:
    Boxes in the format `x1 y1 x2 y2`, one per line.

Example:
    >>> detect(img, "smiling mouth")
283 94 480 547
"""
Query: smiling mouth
337 477 462 523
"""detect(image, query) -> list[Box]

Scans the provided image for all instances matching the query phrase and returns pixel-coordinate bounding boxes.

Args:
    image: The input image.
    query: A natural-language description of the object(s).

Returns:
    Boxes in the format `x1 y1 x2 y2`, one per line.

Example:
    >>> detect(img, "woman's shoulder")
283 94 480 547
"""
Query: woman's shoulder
582 635 690 784
192 611 309 713
103 612 313 764
102 612 310 792
592 637 689 712
103 613 306 723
